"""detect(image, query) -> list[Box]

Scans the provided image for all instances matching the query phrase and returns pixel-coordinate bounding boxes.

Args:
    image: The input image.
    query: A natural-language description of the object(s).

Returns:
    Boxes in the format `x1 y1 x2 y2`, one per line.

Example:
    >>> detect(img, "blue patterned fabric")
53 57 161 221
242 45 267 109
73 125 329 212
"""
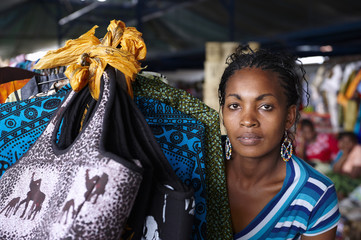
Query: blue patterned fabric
135 96 207 239
0 84 71 176
133 73 232 240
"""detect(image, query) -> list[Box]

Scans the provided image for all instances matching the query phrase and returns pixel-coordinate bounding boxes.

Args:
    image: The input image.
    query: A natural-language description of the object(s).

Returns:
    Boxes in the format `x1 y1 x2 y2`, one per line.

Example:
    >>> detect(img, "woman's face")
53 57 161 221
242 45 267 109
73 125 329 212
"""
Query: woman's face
222 68 296 160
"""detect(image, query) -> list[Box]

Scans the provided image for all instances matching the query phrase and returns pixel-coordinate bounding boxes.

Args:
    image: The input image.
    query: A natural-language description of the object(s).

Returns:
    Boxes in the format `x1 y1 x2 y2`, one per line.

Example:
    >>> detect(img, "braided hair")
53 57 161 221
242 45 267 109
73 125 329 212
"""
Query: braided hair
218 45 309 126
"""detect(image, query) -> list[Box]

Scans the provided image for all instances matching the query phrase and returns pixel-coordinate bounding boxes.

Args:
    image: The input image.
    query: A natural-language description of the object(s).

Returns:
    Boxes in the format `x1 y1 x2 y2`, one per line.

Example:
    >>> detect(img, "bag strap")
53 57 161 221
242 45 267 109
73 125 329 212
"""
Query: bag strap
33 66 115 157
112 80 185 190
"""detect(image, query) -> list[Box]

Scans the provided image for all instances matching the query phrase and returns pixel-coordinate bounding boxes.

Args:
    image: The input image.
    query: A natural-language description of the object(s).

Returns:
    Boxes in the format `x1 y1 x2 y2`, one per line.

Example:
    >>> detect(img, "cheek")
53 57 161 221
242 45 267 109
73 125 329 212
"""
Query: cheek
222 111 239 130
260 111 286 125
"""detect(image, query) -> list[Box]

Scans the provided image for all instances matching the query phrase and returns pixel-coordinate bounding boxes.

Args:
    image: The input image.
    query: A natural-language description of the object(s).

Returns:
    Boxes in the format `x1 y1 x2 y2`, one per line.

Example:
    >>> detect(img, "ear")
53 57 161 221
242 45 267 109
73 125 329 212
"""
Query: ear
220 105 225 126
285 105 297 130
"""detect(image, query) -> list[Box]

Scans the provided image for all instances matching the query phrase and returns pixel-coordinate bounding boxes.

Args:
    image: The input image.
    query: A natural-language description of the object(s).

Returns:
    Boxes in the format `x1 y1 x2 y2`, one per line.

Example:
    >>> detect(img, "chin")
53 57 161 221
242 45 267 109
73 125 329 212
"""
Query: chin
238 152 265 159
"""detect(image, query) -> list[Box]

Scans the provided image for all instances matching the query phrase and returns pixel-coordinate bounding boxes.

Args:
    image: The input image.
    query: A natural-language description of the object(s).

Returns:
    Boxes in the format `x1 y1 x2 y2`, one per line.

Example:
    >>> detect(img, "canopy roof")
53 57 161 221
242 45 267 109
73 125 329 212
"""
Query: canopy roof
1 0 361 70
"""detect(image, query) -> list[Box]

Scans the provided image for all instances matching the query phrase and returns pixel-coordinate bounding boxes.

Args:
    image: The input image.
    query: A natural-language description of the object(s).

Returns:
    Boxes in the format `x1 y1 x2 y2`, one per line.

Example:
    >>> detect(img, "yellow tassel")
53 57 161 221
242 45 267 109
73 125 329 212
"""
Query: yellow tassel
33 19 146 100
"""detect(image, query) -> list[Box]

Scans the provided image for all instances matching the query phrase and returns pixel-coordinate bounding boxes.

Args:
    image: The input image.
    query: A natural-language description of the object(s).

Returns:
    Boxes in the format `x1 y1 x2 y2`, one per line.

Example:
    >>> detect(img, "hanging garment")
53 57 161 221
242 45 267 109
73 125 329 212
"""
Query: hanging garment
0 67 41 85
309 66 327 114
5 80 69 103
338 69 358 127
0 84 71 176
342 63 357 86
344 100 358 131
0 78 31 103
320 64 343 133
15 60 38 71
4 90 22 103
345 68 361 99
133 72 233 240
17 73 68 100
353 104 361 142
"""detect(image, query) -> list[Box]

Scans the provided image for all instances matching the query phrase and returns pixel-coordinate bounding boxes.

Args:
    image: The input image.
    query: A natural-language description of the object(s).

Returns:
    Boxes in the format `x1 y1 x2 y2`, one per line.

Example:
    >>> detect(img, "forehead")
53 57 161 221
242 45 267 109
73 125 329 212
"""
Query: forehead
225 68 285 98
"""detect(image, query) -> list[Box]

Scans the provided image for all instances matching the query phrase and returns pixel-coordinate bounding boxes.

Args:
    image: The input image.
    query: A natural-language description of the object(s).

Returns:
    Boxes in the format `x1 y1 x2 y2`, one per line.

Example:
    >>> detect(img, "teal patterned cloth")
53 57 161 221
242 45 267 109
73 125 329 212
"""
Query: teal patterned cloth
135 95 207 239
133 72 233 240
0 84 71 176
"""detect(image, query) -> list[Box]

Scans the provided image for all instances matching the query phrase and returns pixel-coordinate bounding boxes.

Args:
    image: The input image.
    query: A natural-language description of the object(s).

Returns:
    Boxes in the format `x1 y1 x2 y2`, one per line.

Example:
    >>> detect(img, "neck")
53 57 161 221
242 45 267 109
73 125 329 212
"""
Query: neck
226 151 286 189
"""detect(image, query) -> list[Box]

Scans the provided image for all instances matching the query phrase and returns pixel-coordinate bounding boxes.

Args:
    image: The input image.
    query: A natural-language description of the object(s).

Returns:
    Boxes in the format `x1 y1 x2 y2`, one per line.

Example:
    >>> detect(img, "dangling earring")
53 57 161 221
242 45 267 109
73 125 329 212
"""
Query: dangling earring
225 136 232 160
281 131 293 162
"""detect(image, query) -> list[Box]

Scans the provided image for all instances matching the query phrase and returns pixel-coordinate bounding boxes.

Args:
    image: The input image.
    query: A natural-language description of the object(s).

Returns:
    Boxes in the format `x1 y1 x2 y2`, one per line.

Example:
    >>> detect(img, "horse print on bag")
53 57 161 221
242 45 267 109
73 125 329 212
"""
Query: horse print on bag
0 197 20 217
84 169 109 204
0 172 46 220
58 199 76 224
57 169 110 226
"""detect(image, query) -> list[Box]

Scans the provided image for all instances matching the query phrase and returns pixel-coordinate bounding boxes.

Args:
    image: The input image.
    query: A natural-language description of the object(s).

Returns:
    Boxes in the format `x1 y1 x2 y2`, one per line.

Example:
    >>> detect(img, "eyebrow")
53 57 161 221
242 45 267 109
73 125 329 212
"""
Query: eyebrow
226 93 276 101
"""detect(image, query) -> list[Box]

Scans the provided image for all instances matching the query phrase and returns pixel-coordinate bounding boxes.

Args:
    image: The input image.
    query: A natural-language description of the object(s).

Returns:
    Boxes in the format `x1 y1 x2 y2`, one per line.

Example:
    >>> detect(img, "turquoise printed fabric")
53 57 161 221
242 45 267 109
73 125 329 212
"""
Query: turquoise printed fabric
0 84 71 176
135 96 207 239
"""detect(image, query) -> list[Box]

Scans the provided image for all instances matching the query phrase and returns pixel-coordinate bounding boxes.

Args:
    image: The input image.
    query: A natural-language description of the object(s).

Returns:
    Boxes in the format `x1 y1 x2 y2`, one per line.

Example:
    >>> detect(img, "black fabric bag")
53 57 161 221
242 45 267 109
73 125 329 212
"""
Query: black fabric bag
121 99 195 240
98 69 195 240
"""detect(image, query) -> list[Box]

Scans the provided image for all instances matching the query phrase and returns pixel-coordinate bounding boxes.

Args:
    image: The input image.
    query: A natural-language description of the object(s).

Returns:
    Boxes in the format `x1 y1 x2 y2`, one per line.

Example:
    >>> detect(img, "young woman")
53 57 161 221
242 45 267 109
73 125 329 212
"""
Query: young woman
218 46 340 239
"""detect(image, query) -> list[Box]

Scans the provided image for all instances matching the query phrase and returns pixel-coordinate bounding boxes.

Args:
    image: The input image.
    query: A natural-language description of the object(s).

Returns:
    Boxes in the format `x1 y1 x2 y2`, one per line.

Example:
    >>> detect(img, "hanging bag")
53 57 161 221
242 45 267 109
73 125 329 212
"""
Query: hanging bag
119 92 195 240
94 69 195 240
0 67 144 239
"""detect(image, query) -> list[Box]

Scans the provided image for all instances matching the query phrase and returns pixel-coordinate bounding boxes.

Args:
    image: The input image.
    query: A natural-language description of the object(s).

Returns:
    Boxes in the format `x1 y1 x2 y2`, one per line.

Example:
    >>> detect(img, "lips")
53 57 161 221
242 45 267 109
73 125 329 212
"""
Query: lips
236 132 263 146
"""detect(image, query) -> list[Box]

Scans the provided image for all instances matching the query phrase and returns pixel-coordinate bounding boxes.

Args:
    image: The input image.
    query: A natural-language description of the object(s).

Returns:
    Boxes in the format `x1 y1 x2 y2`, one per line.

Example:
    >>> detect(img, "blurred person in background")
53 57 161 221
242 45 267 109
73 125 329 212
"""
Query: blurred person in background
328 131 361 199
295 118 338 173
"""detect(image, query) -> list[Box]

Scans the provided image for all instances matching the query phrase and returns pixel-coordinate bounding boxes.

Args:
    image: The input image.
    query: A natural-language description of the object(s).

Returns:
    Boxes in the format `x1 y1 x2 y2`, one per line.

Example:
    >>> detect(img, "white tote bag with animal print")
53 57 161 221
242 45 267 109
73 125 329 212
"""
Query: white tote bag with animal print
0 67 144 239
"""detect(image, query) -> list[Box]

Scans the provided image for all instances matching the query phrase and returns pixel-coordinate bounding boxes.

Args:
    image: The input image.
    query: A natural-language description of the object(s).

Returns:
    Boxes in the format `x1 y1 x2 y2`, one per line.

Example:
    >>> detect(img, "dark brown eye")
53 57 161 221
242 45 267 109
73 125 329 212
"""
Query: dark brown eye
228 103 239 110
260 104 273 111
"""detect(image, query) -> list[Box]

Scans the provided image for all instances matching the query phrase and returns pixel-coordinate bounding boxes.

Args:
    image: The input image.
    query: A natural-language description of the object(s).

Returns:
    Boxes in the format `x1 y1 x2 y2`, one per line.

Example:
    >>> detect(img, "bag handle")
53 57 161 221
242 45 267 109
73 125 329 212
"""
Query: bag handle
47 66 112 154
26 66 134 166
112 78 185 190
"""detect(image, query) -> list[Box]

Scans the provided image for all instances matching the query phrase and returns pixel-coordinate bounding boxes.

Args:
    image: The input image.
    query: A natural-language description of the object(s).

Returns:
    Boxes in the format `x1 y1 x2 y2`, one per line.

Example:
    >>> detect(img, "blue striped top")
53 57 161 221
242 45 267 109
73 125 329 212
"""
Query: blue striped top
234 156 340 240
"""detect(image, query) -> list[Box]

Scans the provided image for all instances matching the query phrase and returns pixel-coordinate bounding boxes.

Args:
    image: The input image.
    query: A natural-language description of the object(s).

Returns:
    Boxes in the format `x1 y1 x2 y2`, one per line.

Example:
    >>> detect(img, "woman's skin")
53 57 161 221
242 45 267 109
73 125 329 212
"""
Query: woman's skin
222 67 337 240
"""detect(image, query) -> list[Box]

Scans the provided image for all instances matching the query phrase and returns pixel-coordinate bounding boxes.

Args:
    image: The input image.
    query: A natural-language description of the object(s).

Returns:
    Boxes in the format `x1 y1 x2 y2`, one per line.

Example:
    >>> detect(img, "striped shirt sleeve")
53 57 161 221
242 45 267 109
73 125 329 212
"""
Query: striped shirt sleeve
303 182 340 236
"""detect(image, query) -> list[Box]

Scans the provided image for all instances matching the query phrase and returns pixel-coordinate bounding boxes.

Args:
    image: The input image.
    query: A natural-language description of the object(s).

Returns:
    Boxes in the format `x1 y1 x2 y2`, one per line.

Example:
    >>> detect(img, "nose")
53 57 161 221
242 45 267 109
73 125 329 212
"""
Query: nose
240 111 259 128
